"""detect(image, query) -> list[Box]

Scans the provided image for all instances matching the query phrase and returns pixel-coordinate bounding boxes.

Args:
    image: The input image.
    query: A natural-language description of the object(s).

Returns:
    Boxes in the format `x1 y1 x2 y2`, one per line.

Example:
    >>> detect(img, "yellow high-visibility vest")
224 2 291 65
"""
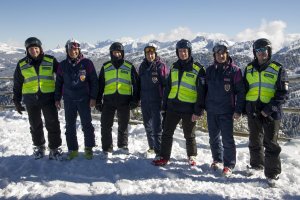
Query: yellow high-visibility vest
103 61 132 95
246 62 280 103
20 56 55 94
168 63 201 103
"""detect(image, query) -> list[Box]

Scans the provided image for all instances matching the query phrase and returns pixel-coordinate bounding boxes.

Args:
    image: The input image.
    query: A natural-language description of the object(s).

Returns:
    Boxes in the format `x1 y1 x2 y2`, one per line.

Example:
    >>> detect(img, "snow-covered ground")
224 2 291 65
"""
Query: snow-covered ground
0 110 300 200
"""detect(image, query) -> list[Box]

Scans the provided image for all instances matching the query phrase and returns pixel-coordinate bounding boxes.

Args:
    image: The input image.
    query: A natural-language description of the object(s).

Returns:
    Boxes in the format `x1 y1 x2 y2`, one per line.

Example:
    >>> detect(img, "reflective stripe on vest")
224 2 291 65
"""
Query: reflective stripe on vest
103 61 132 95
20 56 55 94
168 64 200 103
246 62 280 103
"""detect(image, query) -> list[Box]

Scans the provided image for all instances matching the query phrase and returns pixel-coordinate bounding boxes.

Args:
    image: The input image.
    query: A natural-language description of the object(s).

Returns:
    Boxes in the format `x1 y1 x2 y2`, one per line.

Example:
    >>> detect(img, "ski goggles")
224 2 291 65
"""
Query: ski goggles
255 47 268 53
145 47 156 53
213 45 228 53
67 42 80 50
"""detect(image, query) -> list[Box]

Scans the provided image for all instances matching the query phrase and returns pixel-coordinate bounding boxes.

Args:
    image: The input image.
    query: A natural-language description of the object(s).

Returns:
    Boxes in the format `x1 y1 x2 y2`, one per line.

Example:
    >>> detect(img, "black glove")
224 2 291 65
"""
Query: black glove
14 101 25 115
129 101 138 110
95 103 103 112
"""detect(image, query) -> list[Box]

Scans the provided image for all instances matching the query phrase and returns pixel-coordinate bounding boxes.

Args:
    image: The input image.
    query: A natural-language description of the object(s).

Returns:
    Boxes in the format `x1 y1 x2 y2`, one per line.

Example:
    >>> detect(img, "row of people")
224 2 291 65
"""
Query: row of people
12 37 288 184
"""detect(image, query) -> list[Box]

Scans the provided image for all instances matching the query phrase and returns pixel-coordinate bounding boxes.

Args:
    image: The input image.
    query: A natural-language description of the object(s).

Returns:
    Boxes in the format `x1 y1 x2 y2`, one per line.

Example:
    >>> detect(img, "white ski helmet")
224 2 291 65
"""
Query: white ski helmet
144 42 158 56
65 38 81 51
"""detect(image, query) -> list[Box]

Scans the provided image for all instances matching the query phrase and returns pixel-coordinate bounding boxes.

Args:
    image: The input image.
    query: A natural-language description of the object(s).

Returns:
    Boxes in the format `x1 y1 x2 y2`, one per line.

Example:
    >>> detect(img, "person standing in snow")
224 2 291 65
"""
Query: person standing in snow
244 38 289 185
12 37 63 160
205 44 245 177
96 42 139 155
138 43 169 157
55 39 98 160
152 39 206 166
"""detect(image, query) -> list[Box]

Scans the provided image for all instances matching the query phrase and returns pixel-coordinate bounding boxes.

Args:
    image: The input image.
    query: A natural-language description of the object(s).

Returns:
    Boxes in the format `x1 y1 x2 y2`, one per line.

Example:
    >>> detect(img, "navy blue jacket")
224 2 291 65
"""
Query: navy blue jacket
55 55 98 101
138 56 168 104
205 57 245 115
162 57 206 116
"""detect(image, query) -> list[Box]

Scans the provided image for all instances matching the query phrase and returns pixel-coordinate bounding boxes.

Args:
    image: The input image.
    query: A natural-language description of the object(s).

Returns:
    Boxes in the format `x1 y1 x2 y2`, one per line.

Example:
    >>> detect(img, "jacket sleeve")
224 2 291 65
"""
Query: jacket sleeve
233 67 245 114
131 65 140 103
96 67 105 104
159 63 169 92
87 60 99 100
162 73 171 111
194 66 206 116
243 67 250 114
54 63 64 101
262 67 289 116
53 57 59 74
12 63 24 103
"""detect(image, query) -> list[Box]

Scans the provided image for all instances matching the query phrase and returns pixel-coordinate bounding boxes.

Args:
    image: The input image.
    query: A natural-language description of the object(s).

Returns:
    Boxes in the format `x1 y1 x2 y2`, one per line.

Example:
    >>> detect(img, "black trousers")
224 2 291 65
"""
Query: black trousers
160 111 197 160
26 103 62 149
101 104 130 151
248 115 281 178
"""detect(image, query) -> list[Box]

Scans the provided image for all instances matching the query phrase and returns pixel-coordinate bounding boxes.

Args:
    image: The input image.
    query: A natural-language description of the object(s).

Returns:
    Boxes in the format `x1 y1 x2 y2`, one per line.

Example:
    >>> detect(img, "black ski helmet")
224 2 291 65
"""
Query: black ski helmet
109 42 124 52
25 37 42 49
212 44 229 61
109 42 124 59
253 38 272 59
176 39 192 58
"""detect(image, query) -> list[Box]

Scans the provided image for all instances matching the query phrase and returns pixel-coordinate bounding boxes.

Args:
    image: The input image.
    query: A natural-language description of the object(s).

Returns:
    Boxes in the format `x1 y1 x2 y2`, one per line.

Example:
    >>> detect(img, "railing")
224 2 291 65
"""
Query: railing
1 75 300 142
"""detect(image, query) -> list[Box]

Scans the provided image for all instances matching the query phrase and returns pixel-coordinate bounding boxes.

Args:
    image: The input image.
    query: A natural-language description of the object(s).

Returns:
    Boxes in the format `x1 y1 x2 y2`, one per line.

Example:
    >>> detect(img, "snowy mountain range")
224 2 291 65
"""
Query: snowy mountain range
1 36 300 77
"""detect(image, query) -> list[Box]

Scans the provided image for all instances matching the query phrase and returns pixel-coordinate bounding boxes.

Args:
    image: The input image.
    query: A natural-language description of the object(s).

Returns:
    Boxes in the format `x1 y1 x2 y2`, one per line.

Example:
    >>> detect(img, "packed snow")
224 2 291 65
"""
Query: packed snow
0 109 300 200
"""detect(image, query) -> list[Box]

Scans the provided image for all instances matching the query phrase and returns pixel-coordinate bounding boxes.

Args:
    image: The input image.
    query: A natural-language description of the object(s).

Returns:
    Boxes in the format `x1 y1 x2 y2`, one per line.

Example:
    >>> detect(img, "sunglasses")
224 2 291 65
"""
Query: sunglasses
255 47 268 53
213 45 228 53
145 47 155 53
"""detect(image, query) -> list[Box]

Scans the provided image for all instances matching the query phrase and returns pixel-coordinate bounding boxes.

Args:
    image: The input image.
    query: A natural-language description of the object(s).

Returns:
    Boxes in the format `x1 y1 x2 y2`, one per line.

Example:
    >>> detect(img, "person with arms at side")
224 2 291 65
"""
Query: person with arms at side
138 43 169 157
205 44 245 177
55 39 98 160
13 37 63 160
244 38 288 186
96 42 139 156
152 39 206 166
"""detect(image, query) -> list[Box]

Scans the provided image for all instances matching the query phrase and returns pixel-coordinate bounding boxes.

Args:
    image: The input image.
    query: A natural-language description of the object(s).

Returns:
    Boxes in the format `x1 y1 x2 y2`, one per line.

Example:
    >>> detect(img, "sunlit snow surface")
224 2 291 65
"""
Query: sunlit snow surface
0 110 300 199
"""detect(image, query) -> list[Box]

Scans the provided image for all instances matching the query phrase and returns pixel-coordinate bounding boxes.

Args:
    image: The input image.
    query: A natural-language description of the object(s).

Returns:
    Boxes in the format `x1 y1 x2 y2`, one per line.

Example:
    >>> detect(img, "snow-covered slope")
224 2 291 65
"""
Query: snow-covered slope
0 110 300 199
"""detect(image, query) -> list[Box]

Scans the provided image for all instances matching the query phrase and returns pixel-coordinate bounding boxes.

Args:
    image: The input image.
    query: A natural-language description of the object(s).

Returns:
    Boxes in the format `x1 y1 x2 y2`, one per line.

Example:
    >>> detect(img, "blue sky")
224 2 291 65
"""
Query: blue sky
1 0 299 49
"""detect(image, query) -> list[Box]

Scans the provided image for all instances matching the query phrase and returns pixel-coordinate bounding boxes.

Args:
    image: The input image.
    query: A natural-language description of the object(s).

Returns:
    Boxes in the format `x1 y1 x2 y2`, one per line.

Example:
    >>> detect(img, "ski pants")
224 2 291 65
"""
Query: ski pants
141 102 162 154
207 112 236 169
26 103 62 149
248 115 281 178
64 98 95 151
101 104 130 151
160 111 197 160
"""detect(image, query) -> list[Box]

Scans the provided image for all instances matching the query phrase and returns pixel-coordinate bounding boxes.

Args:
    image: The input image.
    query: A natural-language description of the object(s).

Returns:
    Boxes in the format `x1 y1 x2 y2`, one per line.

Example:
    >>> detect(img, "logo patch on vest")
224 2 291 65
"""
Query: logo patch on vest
264 73 274 78
186 73 195 78
224 84 231 92
120 70 129 74
79 70 86 82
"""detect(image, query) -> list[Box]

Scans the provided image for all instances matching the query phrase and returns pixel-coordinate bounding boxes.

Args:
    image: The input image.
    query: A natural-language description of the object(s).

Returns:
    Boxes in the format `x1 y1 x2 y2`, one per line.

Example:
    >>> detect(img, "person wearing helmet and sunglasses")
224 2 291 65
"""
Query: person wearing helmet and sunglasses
205 44 245 177
55 39 98 160
12 37 63 160
96 42 139 156
152 39 206 166
244 38 288 186
138 43 169 157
